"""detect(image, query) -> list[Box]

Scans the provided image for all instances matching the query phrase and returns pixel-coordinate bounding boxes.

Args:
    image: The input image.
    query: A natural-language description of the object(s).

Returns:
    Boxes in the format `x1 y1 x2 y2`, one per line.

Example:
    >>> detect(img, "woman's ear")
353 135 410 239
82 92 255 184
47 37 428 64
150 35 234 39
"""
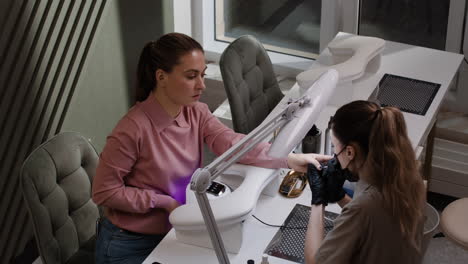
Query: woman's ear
345 145 356 161
155 69 166 84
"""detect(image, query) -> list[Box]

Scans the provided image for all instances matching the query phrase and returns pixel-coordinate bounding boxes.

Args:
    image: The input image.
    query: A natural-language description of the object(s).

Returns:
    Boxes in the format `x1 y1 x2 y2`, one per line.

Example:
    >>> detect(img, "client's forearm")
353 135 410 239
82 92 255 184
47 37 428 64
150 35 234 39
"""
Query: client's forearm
304 204 324 264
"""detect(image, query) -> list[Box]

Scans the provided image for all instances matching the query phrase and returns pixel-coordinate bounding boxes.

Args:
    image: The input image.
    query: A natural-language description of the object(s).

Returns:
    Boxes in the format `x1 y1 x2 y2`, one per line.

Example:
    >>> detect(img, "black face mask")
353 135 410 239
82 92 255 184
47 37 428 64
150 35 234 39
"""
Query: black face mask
323 156 359 183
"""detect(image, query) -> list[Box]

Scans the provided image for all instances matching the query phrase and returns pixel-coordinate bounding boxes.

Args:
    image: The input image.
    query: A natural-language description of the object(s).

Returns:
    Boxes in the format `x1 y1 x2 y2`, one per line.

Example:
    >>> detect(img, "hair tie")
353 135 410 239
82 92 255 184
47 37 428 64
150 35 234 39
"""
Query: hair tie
372 108 382 122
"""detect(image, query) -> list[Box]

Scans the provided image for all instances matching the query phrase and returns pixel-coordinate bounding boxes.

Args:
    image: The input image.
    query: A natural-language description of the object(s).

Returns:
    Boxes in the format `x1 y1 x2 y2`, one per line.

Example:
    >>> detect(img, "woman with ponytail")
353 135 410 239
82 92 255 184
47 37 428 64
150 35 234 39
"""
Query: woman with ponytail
305 100 426 264
92 32 328 264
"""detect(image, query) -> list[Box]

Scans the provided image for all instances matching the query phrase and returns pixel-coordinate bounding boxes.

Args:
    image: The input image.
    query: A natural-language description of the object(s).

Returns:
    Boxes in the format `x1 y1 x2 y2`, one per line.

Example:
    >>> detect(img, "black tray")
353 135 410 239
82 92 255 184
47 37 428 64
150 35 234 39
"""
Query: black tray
264 204 338 263
370 73 440 116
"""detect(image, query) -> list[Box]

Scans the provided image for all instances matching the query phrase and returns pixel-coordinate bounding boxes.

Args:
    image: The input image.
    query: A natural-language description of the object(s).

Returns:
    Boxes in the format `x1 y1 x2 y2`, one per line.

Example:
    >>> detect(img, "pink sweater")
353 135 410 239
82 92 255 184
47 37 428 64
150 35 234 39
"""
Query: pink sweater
92 94 288 234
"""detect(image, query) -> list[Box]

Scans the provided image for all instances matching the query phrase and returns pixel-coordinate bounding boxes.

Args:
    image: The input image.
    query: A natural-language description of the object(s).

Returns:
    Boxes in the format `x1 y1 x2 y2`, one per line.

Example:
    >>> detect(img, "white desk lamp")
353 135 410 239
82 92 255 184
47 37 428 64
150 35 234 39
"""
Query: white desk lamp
170 69 338 264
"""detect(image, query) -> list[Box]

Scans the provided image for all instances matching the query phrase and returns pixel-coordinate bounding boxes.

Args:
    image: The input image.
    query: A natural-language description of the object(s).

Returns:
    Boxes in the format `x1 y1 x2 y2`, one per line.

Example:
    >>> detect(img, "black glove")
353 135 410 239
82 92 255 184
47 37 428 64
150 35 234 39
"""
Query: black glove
307 163 327 206
324 158 346 203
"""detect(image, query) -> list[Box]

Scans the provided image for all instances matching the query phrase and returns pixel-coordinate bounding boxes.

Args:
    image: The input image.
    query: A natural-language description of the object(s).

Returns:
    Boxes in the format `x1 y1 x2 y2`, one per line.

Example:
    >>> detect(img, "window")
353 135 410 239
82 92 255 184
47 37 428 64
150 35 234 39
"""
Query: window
215 0 323 59
175 0 342 75
344 0 466 52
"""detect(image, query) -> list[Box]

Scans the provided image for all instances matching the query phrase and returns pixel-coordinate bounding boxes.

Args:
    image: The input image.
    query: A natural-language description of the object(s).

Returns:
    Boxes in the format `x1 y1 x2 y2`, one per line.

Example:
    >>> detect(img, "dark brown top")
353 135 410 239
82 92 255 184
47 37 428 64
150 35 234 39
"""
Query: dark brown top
316 181 424 264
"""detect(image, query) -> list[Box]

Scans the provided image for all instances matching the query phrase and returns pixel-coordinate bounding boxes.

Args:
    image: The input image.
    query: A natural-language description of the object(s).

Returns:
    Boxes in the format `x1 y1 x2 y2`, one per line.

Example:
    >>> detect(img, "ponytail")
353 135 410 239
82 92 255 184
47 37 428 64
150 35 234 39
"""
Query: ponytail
136 42 157 102
332 101 425 252
367 107 425 252
135 33 204 102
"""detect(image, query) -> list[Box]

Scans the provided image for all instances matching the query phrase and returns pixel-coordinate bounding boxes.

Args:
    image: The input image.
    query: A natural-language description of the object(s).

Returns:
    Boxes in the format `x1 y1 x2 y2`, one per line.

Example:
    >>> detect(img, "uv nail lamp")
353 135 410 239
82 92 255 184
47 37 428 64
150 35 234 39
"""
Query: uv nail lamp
170 164 279 253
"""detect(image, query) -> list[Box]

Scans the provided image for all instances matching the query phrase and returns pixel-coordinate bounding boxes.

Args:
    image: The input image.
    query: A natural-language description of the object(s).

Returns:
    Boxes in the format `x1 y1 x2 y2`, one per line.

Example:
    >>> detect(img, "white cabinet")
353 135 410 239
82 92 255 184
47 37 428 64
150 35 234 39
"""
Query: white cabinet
429 138 468 197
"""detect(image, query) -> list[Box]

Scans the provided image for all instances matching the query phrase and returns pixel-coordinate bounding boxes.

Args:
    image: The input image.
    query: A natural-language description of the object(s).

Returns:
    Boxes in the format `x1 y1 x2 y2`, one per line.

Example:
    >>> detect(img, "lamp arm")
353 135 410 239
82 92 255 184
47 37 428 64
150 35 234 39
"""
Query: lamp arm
204 106 288 176
189 99 306 264
194 190 231 263
211 118 288 179
203 98 305 178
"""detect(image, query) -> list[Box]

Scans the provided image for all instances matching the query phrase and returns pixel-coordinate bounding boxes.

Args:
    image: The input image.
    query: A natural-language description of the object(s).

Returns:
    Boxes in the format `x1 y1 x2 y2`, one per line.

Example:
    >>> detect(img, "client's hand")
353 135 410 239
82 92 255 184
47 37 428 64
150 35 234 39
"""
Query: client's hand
324 158 346 203
287 153 332 173
167 198 181 213
307 163 327 206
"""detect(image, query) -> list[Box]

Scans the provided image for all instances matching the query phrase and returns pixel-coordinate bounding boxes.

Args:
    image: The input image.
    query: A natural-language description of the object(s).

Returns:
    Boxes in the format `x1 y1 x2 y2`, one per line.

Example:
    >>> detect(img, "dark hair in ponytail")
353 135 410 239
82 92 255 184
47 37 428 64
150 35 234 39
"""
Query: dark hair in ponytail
136 32 204 102
331 100 425 252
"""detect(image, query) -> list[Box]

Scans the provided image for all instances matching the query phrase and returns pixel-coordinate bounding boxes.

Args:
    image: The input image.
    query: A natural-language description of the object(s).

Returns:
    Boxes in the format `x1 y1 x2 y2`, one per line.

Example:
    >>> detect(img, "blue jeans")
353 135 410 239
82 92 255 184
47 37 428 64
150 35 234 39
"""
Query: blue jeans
343 187 354 198
95 218 166 264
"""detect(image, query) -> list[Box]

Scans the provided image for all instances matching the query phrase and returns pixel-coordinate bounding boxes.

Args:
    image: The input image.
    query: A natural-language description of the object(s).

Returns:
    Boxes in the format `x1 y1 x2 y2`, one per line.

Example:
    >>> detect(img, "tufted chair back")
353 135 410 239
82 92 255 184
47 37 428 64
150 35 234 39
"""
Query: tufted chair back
220 35 284 134
21 132 99 264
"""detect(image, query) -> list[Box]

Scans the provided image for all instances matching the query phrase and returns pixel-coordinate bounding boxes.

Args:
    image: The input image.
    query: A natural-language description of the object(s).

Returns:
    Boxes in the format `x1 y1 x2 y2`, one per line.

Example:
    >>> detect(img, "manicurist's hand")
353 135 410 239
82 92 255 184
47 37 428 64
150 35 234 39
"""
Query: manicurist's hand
307 163 328 206
324 158 347 203
287 153 332 173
